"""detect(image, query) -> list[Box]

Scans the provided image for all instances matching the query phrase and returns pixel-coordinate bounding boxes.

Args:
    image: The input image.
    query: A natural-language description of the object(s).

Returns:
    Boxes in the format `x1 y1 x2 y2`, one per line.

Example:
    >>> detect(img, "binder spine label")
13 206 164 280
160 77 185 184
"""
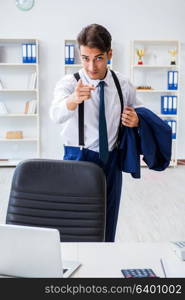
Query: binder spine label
65 45 70 64
69 44 75 64
173 71 178 90
168 96 172 114
172 120 176 139
172 96 177 114
22 44 27 63
31 44 36 63
27 44 32 63
168 71 173 90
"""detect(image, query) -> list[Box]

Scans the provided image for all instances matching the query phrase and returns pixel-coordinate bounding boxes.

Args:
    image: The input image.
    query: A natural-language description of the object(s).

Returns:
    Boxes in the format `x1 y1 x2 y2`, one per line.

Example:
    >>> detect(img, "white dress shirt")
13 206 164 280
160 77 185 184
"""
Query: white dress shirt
50 68 143 152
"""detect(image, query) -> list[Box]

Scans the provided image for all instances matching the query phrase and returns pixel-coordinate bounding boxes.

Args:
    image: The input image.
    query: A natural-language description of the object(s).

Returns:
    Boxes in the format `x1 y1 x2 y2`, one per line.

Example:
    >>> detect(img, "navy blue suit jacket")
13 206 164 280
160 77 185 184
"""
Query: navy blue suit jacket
118 107 172 178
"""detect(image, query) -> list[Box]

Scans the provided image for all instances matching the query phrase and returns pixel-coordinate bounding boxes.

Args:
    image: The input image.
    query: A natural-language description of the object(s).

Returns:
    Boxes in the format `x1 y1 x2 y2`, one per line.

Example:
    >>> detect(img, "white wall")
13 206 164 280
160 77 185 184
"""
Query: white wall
0 0 185 159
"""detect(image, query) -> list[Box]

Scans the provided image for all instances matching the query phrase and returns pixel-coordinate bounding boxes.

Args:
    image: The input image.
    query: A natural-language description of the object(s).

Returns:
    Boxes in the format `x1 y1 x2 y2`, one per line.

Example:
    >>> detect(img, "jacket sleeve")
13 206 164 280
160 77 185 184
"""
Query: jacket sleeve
136 107 172 171
119 107 172 178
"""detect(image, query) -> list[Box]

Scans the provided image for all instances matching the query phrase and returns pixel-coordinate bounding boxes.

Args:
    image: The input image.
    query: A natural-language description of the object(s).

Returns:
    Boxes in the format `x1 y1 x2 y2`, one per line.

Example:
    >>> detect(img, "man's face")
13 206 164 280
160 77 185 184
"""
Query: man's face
80 46 112 80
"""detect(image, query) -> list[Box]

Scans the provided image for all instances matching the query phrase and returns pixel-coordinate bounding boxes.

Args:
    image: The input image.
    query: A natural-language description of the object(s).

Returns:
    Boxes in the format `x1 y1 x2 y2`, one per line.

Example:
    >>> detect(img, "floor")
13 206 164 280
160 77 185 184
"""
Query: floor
1 165 185 242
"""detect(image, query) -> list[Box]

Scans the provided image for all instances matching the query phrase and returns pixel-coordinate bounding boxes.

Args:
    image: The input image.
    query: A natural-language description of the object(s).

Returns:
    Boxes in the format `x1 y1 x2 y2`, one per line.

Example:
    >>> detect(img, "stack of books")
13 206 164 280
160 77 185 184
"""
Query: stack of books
28 72 37 89
6 131 23 139
0 102 8 114
24 100 37 114
0 79 4 89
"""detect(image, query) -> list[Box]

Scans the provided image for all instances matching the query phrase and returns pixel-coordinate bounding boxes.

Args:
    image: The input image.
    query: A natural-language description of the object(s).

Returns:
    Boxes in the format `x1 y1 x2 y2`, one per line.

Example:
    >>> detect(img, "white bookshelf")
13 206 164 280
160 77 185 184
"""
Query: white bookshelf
0 89 38 92
0 38 40 166
0 114 38 117
130 40 180 167
0 138 38 142
0 160 21 167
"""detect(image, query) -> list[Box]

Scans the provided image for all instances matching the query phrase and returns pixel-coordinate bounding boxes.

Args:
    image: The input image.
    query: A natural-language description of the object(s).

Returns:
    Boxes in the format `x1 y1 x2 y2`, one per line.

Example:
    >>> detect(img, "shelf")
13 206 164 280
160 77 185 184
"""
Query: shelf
64 64 82 68
0 160 21 167
133 40 179 44
132 65 179 69
64 64 112 68
0 138 38 142
0 114 38 117
0 63 38 66
131 40 180 167
136 89 179 93
158 114 177 119
0 89 38 92
0 38 38 42
0 38 40 163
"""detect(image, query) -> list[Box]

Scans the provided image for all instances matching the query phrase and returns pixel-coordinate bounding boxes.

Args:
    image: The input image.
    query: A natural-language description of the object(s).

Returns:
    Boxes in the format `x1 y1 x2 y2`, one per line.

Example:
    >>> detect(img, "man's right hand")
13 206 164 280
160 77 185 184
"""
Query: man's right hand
67 79 95 110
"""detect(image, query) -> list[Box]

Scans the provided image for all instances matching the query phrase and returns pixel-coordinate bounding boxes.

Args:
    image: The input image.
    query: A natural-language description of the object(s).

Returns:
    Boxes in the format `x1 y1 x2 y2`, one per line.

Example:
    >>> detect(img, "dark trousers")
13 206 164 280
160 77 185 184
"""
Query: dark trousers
63 146 122 242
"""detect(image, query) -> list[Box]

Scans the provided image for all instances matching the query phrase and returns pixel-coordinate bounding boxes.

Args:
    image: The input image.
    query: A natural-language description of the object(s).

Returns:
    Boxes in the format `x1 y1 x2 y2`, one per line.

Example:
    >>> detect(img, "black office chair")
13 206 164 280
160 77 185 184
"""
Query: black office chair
6 159 106 242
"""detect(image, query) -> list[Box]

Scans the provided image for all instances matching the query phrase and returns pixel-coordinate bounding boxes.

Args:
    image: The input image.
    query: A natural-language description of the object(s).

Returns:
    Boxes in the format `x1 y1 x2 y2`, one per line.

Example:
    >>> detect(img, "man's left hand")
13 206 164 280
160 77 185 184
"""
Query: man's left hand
121 106 139 127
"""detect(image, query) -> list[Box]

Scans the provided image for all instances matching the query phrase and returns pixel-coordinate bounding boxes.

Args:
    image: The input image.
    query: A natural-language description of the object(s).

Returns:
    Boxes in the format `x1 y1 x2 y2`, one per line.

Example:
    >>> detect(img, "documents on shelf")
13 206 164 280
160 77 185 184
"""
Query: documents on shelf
0 79 4 89
6 131 23 139
28 72 37 89
24 99 37 114
0 102 8 114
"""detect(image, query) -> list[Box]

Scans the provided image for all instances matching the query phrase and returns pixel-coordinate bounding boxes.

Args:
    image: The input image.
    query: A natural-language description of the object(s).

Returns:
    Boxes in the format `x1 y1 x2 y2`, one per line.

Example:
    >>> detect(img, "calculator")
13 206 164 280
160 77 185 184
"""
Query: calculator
121 268 158 278
171 241 185 260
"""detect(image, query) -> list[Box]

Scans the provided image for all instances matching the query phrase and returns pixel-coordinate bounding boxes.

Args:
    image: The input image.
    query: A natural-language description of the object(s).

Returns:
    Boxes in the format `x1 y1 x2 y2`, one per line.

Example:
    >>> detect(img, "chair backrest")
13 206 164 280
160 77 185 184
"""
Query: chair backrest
6 159 106 242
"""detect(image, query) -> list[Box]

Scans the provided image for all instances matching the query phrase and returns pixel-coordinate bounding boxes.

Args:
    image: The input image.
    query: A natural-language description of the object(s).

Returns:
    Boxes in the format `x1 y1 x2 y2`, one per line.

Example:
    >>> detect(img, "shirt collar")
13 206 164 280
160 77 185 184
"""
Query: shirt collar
80 68 112 88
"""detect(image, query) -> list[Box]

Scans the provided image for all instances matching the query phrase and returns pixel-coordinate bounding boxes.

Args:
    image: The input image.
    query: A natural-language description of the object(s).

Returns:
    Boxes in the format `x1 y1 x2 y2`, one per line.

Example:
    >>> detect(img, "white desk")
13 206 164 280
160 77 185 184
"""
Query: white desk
61 243 185 278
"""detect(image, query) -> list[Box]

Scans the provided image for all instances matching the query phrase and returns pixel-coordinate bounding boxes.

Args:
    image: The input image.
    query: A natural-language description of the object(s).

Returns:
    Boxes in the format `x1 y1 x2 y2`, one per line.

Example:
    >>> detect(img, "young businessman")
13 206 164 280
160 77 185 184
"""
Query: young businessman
50 24 143 242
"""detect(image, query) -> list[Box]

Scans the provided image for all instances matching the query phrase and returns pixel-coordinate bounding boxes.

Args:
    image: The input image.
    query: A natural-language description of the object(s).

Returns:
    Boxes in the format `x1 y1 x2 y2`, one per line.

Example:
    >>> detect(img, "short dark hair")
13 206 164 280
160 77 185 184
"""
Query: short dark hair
77 24 112 52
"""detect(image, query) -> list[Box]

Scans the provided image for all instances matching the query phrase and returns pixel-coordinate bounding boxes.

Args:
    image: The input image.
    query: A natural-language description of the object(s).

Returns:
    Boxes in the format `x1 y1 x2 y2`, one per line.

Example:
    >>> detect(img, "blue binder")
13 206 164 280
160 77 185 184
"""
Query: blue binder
22 43 27 63
168 71 174 90
31 44 36 63
172 96 177 114
161 96 168 114
172 120 176 139
65 45 70 64
173 71 178 90
168 96 173 114
69 44 75 64
166 120 176 139
27 44 32 63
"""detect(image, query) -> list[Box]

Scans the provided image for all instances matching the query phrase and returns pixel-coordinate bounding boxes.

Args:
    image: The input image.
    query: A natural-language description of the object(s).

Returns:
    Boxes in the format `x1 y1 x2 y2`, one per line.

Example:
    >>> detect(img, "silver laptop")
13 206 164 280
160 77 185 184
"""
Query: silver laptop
0 224 81 278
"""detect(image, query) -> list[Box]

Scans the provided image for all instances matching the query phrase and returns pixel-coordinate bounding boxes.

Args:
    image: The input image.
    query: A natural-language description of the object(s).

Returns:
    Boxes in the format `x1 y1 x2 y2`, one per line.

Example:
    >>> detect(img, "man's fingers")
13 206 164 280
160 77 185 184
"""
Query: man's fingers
79 92 91 97
76 79 83 87
79 87 95 92
124 106 134 111
122 112 133 119
84 85 95 91
77 96 90 102
76 85 95 93
123 111 133 117
75 80 95 103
